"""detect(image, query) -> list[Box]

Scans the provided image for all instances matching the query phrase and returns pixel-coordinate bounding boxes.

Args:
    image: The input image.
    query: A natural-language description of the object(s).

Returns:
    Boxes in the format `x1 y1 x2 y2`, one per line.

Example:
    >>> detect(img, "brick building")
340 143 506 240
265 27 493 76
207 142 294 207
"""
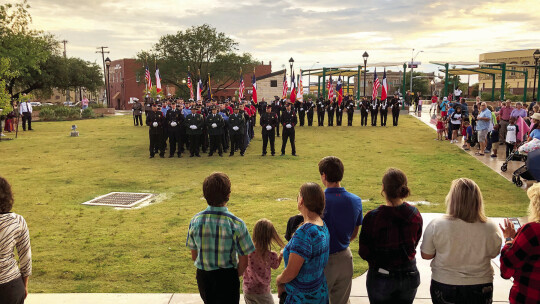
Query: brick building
211 62 273 101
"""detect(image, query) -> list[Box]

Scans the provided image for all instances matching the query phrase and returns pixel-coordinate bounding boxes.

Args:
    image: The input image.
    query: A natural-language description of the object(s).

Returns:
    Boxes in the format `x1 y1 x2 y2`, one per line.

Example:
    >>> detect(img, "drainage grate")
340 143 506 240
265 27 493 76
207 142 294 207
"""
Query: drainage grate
82 192 154 208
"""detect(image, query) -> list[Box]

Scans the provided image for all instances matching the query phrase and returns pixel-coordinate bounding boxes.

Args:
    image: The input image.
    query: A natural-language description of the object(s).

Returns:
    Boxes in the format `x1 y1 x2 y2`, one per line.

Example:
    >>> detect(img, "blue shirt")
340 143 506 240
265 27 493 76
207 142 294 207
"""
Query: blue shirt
218 112 229 121
466 125 473 137
477 109 492 131
530 129 540 140
323 187 363 254
440 100 449 111
460 102 468 116
182 108 191 117
160 107 169 116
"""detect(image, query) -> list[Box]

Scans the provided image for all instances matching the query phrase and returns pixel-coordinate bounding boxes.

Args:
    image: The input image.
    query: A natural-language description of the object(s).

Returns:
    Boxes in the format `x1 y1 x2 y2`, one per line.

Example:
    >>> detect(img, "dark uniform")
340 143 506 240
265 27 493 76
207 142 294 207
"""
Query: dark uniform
200 105 209 153
327 100 335 126
391 96 401 126
272 98 282 137
220 107 230 152
336 100 344 126
133 101 143 126
360 99 369 126
370 99 379 126
166 107 184 157
205 110 225 156
280 106 298 156
346 99 355 126
317 98 326 126
228 110 246 156
306 99 315 126
184 108 204 157
379 99 389 126
260 107 278 156
146 107 165 158
295 100 306 126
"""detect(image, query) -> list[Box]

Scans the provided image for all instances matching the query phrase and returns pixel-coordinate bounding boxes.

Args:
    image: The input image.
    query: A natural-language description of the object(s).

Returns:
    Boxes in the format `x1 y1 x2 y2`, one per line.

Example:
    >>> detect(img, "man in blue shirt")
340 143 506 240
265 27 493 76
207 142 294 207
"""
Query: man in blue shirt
319 156 363 304
476 102 492 156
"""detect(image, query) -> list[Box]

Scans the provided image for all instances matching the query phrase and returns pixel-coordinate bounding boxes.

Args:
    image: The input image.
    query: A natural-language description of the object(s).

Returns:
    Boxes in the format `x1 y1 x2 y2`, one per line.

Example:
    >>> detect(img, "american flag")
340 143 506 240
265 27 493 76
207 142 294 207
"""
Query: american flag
145 65 152 91
187 72 194 99
282 74 288 99
327 75 334 101
239 74 245 99
372 68 380 100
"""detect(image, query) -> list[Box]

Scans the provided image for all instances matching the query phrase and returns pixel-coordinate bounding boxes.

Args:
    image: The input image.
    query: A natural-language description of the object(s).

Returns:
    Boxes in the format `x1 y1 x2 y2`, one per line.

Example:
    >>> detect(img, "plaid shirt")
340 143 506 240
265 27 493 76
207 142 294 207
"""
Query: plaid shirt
500 222 540 304
186 206 255 271
358 202 423 270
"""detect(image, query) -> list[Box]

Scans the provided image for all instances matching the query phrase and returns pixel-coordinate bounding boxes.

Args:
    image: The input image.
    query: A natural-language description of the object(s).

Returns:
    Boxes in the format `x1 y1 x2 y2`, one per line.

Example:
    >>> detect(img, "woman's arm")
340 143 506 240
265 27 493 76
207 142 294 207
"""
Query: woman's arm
421 252 435 260
276 252 304 285
22 276 29 299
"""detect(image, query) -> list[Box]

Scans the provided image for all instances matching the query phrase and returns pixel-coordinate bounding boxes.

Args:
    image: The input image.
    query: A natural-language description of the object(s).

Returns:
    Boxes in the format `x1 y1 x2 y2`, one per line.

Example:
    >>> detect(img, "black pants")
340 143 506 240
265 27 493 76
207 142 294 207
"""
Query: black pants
371 110 378 126
276 116 281 136
328 111 334 126
317 111 325 126
392 111 400 126
430 280 493 304
209 134 223 155
196 268 239 304
250 117 255 138
189 134 201 156
168 128 182 156
201 131 208 153
262 131 275 155
135 115 143 126
0 276 25 304
307 111 314 126
230 133 244 155
22 112 32 131
336 111 343 126
361 112 368 126
299 112 305 126
366 265 420 304
380 110 388 126
506 142 515 158
149 132 164 157
347 112 354 126
222 130 229 151
281 128 296 155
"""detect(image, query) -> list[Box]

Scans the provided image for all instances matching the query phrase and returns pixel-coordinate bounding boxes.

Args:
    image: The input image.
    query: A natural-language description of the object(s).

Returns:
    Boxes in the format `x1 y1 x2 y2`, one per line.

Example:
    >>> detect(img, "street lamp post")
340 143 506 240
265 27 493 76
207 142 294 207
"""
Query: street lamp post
307 61 319 95
105 57 111 107
533 49 540 100
410 49 423 93
362 51 369 97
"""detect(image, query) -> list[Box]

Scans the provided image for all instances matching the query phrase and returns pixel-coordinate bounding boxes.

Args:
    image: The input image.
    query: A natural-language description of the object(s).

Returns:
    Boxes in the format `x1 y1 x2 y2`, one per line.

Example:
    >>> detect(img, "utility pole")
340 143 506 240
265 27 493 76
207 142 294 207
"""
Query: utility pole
62 40 70 102
96 47 110 106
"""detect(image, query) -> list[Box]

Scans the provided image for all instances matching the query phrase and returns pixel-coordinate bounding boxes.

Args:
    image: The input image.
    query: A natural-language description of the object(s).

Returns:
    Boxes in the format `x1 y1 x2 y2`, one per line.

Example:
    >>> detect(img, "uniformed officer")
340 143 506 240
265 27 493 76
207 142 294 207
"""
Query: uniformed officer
228 106 246 156
272 96 282 137
206 105 225 157
166 102 184 158
295 99 306 126
258 97 267 116
132 99 143 126
336 97 344 126
380 98 389 126
144 95 152 117
391 94 401 126
316 97 326 126
280 102 298 156
360 97 369 126
370 98 379 126
145 103 165 158
219 103 230 152
306 98 315 126
184 106 204 157
327 99 335 126
346 98 355 126
260 104 278 156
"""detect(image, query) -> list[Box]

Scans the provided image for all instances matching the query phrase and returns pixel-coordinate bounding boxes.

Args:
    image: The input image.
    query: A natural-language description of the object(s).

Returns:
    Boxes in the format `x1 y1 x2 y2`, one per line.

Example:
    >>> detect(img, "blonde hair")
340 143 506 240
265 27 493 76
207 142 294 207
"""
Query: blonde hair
252 219 285 256
527 183 540 222
445 178 487 223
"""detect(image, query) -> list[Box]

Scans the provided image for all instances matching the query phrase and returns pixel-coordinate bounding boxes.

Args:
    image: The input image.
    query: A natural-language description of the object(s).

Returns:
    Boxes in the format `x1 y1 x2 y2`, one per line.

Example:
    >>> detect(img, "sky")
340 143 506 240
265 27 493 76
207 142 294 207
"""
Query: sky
28 0 540 84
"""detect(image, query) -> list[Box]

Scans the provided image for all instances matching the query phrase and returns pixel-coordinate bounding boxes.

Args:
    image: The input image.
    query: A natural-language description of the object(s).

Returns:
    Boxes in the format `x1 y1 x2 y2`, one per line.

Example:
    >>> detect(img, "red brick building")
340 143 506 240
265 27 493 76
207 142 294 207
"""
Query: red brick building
212 62 272 100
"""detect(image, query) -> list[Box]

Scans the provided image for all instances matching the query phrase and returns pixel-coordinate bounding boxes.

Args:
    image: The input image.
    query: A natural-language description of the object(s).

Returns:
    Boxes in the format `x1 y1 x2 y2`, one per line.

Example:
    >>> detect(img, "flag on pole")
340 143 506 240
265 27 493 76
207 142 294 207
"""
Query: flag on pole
328 75 334 101
297 72 303 102
145 65 152 92
187 71 194 100
252 74 258 104
282 73 288 99
372 68 380 100
239 74 245 99
336 75 343 105
381 68 388 101
197 78 202 101
290 71 296 103
207 74 212 100
155 64 162 94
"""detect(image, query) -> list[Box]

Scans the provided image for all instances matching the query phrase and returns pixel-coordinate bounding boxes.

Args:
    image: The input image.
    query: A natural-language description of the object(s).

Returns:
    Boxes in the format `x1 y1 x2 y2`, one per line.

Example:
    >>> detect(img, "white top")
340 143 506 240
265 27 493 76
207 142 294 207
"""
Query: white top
450 113 462 125
454 89 462 96
19 102 32 114
420 216 502 285
506 124 518 143
0 213 32 284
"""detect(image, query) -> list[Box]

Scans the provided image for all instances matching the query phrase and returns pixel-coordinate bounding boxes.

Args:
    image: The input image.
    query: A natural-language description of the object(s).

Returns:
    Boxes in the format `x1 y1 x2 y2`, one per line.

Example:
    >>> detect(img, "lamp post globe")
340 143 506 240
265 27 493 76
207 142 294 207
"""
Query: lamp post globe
362 52 369 97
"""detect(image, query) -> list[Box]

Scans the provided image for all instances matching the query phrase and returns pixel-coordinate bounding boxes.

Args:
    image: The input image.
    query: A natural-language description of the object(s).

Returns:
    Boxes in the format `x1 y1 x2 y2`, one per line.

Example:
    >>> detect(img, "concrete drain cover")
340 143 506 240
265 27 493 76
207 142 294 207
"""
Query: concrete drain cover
82 192 154 208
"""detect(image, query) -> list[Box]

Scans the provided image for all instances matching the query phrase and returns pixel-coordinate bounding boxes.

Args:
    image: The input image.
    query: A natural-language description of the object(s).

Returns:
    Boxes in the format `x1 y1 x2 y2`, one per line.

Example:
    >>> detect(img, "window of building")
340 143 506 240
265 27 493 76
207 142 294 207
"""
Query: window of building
136 72 141 83
270 80 277 87
510 62 518 76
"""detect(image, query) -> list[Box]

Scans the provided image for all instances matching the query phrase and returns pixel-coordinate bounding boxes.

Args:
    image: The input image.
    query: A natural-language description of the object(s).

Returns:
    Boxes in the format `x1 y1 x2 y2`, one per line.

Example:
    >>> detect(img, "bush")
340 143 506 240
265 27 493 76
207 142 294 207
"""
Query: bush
89 103 105 109
81 108 95 118
39 107 56 121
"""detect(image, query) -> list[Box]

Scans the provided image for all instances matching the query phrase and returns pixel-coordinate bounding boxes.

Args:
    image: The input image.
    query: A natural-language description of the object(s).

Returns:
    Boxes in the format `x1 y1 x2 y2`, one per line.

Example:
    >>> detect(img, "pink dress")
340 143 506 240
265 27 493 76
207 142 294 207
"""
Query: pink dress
242 251 280 294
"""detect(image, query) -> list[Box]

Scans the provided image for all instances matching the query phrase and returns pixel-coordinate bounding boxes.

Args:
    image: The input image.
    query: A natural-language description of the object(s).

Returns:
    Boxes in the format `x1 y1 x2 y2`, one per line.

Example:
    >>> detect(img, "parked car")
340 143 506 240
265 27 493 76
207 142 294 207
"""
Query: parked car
30 102 42 107
42 102 54 106
63 101 74 106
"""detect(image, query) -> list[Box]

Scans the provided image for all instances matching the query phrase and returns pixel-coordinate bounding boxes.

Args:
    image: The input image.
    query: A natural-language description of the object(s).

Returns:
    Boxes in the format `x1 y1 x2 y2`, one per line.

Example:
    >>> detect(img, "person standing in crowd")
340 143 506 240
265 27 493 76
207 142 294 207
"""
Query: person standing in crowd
510 102 527 120
449 106 463 143
165 102 184 158
276 182 330 304
185 106 204 157
440 97 449 118
454 88 462 101
346 98 355 126
250 101 257 137
144 96 152 117
430 95 438 116
319 156 363 304
260 104 278 156
413 93 420 113
218 103 230 153
499 182 540 304
280 102 298 156
317 97 326 126
18 96 32 131
296 99 306 127
187 173 255 304
81 95 89 110
132 99 143 126
421 178 502 304
146 103 165 158
391 95 401 126
258 97 267 117
0 177 32 304
306 98 315 126
327 99 335 126
359 168 422 304
505 117 519 158
476 102 491 156
380 98 388 127
370 98 379 126
496 101 514 143
205 105 225 157
460 98 469 118
336 98 344 126
229 106 246 157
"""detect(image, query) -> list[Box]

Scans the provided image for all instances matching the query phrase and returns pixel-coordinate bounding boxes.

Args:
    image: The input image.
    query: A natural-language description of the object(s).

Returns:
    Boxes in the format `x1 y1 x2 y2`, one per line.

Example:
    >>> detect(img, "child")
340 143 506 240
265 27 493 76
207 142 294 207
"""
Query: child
243 219 285 304
463 121 472 150
490 124 500 157
506 117 520 158
187 172 255 304
436 116 444 140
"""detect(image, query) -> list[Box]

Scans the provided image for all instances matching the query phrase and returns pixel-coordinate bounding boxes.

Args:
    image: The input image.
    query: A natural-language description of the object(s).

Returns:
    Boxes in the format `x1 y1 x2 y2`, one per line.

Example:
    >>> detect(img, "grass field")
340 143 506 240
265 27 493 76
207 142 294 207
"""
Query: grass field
0 113 529 293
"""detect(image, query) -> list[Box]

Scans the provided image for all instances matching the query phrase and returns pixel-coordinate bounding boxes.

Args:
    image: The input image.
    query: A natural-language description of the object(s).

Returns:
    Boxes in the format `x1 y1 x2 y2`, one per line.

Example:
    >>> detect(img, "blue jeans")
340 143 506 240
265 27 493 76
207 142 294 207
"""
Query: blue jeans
366 265 420 304
430 280 493 304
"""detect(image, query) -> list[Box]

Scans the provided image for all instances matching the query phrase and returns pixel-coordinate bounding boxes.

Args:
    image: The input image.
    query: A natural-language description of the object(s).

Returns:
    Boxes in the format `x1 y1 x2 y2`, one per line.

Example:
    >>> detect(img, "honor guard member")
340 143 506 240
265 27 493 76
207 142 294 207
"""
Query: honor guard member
249 101 257 137
327 99 335 126
166 102 184 158
391 94 401 126
199 104 209 153
132 99 143 126
280 102 298 156
272 96 282 137
295 99 306 126
370 98 380 126
144 95 152 117
260 104 278 156
380 98 389 126
146 103 165 158
205 105 225 157
185 106 204 157
317 97 326 126
228 106 246 156
336 97 344 126
258 97 267 116
346 98 356 126
219 103 230 152
360 97 369 126
306 98 315 126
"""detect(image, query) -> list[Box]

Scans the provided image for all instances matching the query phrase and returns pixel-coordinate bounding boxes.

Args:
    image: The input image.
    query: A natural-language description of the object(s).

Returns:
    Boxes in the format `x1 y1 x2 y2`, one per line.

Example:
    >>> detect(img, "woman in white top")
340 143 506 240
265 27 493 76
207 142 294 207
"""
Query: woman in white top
450 106 463 144
421 178 502 304
0 177 32 304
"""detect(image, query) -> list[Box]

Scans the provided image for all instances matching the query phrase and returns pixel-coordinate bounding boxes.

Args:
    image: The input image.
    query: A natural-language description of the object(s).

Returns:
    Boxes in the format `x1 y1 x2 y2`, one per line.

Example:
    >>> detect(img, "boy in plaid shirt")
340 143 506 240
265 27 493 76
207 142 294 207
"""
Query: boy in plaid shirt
187 172 255 303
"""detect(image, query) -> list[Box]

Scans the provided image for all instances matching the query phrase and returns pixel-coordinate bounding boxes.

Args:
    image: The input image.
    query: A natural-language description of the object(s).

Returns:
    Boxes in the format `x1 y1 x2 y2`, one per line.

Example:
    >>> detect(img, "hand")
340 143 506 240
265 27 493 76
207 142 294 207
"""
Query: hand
170 122 177 127
277 283 285 297
286 124 292 129
212 123 217 128
266 125 272 131
152 122 158 127
499 218 517 239
233 126 239 131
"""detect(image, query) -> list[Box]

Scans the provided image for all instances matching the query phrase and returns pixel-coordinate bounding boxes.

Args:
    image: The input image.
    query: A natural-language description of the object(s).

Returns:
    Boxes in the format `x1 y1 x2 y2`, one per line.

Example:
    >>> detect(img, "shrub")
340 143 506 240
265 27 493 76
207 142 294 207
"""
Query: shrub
39 107 56 121
81 108 95 119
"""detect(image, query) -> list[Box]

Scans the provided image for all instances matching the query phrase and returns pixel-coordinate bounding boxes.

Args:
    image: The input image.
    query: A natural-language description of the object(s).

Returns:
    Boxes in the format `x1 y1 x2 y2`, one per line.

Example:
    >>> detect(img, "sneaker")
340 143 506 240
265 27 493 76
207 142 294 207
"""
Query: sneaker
491 154 497 158
484 150 491 154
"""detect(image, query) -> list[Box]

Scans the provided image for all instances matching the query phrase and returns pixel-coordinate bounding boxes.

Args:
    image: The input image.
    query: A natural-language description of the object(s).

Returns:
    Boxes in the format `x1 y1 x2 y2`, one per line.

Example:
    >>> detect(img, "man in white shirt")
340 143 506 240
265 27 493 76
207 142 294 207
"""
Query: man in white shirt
18 97 33 131
453 88 462 101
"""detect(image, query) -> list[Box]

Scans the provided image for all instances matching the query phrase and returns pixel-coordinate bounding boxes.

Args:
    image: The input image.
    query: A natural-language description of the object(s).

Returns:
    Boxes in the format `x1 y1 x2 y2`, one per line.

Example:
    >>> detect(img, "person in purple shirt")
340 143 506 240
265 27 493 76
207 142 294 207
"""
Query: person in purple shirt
319 156 363 304
510 102 527 119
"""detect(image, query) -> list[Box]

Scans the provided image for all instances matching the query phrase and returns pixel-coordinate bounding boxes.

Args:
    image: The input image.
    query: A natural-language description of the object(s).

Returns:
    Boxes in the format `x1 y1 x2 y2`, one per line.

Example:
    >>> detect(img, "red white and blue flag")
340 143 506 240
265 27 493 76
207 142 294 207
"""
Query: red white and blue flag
282 74 288 99
239 74 245 99
145 65 152 91
327 75 334 101
296 73 303 102
372 68 380 100
381 68 388 101
251 74 258 104
187 72 194 100
290 71 296 103
155 64 162 94
336 75 343 105
197 78 202 101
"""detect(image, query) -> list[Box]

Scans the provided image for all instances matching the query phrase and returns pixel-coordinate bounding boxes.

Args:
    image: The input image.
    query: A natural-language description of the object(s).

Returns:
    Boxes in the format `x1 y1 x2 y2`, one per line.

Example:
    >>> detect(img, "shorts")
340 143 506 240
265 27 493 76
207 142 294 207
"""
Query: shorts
451 124 461 132
478 129 488 142
441 111 447 117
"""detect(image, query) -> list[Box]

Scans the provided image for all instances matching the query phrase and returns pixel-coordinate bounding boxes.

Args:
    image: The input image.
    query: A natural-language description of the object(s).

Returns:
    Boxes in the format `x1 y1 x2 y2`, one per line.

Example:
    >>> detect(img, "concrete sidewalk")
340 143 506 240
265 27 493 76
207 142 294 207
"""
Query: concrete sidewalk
26 213 514 304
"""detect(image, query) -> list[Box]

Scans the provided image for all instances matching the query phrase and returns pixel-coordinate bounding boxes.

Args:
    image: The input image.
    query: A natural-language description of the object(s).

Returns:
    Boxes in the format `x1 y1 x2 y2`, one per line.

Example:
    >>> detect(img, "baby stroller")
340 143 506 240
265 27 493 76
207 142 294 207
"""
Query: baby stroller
510 148 540 187
501 141 527 173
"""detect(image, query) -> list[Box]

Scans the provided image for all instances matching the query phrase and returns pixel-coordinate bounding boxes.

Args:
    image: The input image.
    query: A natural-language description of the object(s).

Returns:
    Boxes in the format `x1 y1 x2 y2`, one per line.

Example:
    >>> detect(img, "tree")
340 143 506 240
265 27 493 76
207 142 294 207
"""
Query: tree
403 72 430 96
138 24 258 99
0 58 14 113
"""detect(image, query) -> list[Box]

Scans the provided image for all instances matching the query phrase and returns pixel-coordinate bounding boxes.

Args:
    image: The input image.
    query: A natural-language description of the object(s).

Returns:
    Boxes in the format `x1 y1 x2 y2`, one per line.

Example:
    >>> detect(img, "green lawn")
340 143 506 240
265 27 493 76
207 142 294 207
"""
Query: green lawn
0 113 528 293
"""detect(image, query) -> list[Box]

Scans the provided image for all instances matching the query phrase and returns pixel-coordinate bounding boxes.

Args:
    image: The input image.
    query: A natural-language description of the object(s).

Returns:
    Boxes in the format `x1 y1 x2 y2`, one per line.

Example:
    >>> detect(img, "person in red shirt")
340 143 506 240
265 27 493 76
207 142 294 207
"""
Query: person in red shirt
430 95 439 116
